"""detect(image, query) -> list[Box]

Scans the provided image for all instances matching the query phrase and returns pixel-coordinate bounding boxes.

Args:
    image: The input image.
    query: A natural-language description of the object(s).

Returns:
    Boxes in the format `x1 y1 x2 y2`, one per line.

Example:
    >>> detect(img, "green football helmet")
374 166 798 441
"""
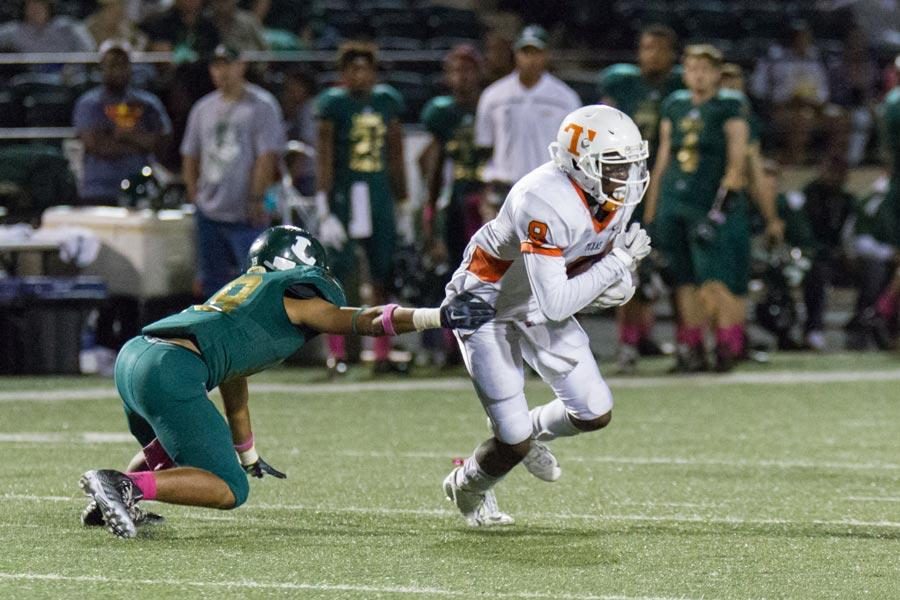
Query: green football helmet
247 225 330 272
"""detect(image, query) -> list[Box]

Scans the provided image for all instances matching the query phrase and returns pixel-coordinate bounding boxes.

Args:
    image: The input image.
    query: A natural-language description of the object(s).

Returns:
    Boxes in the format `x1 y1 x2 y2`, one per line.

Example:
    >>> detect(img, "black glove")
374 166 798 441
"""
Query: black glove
243 457 287 479
440 291 495 330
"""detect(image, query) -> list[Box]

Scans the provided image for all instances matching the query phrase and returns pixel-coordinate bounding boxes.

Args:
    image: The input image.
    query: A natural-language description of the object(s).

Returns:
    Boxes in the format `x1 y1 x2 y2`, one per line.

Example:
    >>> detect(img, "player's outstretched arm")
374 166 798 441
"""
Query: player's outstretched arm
285 294 495 336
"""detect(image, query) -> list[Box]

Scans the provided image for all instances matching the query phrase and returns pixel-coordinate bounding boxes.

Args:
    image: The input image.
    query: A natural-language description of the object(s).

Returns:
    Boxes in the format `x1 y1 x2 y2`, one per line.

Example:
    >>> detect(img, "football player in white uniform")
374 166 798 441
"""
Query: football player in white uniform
441 105 653 527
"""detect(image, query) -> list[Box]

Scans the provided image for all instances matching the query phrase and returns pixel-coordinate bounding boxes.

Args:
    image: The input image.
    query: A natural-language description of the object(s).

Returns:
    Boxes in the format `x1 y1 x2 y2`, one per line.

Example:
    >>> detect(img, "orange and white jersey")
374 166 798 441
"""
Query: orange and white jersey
446 162 635 324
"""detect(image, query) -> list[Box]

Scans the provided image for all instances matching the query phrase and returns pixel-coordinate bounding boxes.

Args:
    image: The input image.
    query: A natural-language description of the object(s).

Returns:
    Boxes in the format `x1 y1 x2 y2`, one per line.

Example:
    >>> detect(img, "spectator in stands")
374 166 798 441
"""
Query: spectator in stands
645 44 751 372
72 40 171 206
0 0 95 72
750 21 830 165
313 41 408 375
279 66 317 196
181 44 285 299
828 27 879 166
85 0 148 51
208 0 267 53
596 23 683 373
140 0 219 63
475 25 581 217
780 155 855 351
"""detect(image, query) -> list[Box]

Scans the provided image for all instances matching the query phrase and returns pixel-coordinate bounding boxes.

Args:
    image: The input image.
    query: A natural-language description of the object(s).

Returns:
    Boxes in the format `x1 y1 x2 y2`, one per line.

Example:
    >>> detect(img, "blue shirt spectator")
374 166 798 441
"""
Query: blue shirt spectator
72 40 171 204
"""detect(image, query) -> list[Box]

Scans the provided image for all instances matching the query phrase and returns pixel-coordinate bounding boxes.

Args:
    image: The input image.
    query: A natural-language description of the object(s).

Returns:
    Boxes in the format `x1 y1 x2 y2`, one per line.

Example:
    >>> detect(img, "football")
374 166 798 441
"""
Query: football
566 253 605 278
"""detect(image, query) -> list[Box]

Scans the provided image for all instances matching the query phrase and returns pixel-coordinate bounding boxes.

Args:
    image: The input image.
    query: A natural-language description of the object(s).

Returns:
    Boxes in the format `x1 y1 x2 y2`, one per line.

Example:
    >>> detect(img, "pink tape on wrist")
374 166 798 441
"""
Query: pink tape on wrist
234 434 255 453
381 303 400 336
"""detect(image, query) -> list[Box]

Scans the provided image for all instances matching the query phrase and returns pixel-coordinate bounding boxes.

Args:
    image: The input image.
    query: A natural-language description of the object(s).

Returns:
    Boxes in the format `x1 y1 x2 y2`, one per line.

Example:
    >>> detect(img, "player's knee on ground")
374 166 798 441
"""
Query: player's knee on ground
222 475 250 510
569 410 612 432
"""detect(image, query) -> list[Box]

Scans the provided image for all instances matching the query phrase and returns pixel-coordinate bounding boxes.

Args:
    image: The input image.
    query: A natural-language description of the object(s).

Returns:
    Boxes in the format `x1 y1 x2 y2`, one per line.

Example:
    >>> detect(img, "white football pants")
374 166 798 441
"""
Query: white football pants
455 317 613 444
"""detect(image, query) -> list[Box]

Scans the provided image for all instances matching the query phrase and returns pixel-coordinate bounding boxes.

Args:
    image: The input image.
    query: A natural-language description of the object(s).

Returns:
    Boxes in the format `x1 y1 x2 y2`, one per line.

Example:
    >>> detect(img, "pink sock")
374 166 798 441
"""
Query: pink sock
619 324 641 346
677 326 704 348
143 438 175 471
639 321 654 341
126 471 157 501
374 335 391 361
876 291 898 319
328 335 346 360
716 325 744 358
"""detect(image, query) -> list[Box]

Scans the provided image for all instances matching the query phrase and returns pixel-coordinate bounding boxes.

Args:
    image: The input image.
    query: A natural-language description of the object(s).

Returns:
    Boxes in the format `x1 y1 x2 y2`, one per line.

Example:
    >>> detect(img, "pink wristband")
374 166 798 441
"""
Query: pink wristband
234 434 254 452
381 303 400 336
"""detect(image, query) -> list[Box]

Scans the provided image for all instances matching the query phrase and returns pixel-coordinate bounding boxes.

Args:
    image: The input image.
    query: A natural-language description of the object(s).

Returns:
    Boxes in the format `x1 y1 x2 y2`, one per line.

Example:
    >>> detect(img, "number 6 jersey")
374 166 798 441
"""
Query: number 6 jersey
445 162 636 325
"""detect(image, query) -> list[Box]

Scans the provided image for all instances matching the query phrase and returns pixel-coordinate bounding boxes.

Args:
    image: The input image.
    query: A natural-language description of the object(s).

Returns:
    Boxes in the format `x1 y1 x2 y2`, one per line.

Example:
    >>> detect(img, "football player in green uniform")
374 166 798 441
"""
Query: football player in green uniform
597 24 682 372
419 44 488 365
78 225 495 539
313 41 408 374
720 63 785 246
645 45 750 371
420 44 488 273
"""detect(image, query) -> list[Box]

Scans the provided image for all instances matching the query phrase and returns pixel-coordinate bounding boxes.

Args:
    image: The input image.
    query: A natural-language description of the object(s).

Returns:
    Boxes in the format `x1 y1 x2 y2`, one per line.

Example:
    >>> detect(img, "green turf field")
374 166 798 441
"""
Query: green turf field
0 353 898 599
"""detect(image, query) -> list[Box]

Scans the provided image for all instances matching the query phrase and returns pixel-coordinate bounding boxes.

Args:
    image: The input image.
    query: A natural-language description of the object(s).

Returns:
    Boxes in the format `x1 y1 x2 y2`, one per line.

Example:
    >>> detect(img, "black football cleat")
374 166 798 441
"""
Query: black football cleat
82 499 165 528
79 470 141 539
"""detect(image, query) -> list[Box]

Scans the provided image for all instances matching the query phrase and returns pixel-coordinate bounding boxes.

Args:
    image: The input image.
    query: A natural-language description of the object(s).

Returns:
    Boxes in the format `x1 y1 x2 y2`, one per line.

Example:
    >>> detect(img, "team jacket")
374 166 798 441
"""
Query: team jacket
445 162 634 325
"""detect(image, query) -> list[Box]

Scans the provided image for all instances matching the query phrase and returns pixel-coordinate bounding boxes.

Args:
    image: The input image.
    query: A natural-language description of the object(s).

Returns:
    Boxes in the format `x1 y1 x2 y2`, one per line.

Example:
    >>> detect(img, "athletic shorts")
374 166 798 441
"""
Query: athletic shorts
328 183 396 284
653 201 750 295
114 336 249 507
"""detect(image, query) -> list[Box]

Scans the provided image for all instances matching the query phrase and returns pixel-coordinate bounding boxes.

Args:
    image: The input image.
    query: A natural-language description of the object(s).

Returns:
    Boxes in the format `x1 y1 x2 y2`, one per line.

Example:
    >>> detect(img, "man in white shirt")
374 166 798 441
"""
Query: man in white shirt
475 25 582 209
441 105 653 527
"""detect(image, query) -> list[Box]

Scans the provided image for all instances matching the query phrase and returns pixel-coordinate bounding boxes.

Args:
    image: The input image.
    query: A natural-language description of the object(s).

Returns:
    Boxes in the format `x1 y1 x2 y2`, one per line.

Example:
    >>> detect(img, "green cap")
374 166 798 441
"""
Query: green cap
515 25 548 50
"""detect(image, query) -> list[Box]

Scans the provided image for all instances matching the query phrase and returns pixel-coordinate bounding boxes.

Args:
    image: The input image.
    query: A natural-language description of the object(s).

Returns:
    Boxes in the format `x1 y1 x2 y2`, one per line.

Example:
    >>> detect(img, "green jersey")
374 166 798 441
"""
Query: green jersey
314 84 405 190
420 95 482 187
880 86 900 181
852 184 900 247
659 88 748 210
143 266 346 388
596 63 684 161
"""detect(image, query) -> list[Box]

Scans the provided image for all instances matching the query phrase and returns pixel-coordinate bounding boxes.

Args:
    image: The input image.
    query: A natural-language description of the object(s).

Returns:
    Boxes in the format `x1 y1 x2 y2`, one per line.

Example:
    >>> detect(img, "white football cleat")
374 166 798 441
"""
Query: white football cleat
443 467 514 528
522 441 562 482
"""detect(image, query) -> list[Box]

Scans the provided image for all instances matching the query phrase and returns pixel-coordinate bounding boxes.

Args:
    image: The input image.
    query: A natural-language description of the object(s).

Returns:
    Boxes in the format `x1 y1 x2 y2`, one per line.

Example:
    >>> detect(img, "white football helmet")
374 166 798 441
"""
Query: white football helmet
549 105 649 207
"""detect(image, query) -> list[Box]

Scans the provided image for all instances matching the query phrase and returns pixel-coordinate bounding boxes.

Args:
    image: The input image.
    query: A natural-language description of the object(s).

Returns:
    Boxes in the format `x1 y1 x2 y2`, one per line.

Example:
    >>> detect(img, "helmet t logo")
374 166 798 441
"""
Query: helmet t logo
564 123 597 157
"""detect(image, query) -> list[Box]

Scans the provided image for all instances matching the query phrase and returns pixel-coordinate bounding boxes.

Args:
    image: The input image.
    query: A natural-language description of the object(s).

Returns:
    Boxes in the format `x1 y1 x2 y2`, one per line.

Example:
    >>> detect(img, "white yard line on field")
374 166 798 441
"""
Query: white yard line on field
0 572 698 600
3 494 898 531
2 368 900 402
0 432 134 444
846 496 900 503
1 434 897 472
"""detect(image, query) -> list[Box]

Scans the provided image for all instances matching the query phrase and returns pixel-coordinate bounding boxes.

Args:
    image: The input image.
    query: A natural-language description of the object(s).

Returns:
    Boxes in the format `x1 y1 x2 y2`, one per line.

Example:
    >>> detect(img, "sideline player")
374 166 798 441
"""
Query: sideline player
597 24 683 372
79 225 495 539
644 45 750 372
441 106 653 526
313 41 408 374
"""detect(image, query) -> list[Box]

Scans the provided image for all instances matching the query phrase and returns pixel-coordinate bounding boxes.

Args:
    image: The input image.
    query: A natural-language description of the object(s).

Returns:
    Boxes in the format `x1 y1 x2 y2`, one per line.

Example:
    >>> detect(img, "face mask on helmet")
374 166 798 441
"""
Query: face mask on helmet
549 105 650 209
247 225 329 272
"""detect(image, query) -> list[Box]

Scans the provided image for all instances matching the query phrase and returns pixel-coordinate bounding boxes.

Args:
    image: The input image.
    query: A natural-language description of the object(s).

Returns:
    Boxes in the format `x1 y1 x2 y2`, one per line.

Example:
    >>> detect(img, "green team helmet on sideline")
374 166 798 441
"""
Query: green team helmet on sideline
248 225 330 272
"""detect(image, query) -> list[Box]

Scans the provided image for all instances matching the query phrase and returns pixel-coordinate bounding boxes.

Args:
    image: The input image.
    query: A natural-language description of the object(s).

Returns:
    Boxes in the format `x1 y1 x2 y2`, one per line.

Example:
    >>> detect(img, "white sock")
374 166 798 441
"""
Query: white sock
458 455 502 493
530 399 580 441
